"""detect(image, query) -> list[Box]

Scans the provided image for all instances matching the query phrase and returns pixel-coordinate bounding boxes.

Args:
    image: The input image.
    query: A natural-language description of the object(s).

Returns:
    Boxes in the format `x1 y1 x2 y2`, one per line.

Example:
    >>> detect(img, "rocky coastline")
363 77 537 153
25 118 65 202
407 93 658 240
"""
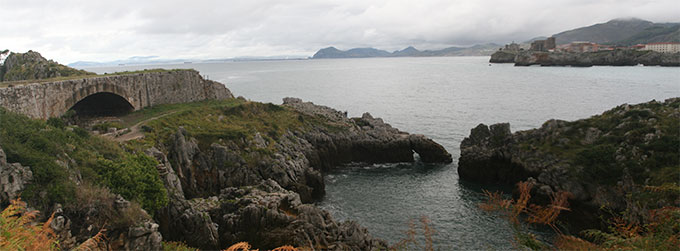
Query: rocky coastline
148 97 451 249
0 90 451 250
458 98 679 232
490 49 680 66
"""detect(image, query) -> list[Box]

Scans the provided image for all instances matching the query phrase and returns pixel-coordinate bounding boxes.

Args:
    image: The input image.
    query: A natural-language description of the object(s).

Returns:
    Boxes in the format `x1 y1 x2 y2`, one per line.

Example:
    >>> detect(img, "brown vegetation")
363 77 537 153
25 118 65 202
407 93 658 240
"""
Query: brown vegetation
391 216 436 251
224 241 300 251
0 198 58 250
481 181 680 250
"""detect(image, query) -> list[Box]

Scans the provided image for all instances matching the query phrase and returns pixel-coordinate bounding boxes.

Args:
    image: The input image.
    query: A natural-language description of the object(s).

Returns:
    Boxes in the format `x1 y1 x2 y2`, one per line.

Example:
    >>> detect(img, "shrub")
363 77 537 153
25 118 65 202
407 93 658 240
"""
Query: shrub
93 153 168 213
0 107 167 214
46 117 65 129
163 241 198 251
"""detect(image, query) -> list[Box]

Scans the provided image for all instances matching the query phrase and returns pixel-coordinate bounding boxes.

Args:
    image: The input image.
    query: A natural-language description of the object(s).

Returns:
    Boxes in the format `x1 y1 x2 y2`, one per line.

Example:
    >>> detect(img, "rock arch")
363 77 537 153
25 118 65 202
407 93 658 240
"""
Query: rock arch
61 83 136 117
0 70 233 119
68 92 135 117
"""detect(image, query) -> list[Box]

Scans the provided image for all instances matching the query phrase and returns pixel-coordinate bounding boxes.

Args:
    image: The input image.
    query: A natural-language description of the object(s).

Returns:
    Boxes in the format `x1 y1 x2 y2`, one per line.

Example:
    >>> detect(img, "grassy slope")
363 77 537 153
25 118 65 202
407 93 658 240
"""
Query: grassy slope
0 108 167 213
123 99 346 158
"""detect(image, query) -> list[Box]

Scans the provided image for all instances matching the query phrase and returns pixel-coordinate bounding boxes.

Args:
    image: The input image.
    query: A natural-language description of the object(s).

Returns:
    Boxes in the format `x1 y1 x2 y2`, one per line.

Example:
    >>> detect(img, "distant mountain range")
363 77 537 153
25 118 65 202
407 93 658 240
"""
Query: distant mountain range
551 18 679 46
311 44 500 59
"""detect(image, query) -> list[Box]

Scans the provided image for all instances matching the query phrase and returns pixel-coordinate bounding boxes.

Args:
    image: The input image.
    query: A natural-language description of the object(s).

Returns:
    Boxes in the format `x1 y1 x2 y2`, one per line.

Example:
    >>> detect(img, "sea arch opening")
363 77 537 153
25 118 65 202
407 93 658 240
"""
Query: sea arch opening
68 92 134 117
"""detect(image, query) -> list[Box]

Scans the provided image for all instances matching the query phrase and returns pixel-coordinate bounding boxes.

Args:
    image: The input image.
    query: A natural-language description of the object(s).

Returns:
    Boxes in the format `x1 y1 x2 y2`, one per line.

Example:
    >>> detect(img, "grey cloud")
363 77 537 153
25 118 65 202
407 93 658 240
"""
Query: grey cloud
0 0 678 63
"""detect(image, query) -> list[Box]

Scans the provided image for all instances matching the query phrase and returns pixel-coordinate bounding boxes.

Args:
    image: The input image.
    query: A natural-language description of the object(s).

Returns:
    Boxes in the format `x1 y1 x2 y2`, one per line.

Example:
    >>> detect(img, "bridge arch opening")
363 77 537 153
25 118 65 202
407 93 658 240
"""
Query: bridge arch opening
68 92 134 117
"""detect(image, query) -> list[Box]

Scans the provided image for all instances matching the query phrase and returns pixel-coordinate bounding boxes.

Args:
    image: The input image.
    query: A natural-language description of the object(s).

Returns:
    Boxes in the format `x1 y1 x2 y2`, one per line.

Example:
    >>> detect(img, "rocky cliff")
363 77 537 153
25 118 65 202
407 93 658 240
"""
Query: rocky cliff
0 50 94 82
141 97 451 249
458 98 679 232
491 50 680 67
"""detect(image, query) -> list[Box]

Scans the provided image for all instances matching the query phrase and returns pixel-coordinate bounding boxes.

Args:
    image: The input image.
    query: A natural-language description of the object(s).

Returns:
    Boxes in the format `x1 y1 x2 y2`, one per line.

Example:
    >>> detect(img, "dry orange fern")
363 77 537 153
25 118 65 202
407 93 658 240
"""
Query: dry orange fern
0 198 58 250
75 228 108 251
272 245 299 251
224 242 300 251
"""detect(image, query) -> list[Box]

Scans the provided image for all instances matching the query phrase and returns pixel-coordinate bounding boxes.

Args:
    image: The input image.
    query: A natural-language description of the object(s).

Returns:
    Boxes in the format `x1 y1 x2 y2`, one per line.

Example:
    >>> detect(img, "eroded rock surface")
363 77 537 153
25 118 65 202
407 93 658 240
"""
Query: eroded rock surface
0 146 33 205
459 98 680 231
149 98 451 250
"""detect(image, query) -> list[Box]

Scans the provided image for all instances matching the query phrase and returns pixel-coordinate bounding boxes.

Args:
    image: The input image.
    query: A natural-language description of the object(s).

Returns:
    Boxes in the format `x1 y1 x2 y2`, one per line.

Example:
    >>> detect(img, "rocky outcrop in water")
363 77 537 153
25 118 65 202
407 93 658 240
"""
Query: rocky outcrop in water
489 50 517 63
493 49 680 67
148 98 451 249
459 98 680 231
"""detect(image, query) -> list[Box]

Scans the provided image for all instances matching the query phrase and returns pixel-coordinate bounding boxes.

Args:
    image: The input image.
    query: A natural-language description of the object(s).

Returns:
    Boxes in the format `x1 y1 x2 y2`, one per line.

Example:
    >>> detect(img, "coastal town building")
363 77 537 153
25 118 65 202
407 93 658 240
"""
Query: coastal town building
559 42 601 52
642 42 680 53
529 37 556 52
504 42 520 51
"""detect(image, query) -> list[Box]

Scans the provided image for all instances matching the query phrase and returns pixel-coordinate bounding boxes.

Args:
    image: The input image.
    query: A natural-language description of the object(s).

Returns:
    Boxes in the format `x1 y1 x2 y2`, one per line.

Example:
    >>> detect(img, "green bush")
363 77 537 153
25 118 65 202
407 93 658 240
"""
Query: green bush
93 153 168 213
46 117 65 129
0 108 167 213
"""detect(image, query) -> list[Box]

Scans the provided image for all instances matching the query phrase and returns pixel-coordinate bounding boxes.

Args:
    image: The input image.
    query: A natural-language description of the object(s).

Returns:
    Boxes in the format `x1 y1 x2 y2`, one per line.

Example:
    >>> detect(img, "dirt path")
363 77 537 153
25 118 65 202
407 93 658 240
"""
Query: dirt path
111 111 177 142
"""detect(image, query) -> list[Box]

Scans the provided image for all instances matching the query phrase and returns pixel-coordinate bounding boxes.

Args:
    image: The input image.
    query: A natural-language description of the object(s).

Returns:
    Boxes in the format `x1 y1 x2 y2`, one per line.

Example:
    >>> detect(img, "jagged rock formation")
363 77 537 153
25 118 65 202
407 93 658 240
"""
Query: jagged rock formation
0 69 233 119
0 146 33 205
459 98 679 232
0 50 94 82
56 194 163 250
491 49 680 66
147 98 451 250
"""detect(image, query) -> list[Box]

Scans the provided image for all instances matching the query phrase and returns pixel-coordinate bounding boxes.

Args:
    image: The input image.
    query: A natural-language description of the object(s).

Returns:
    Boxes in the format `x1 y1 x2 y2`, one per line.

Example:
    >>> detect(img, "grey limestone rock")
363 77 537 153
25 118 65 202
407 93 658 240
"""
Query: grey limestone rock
0 146 33 204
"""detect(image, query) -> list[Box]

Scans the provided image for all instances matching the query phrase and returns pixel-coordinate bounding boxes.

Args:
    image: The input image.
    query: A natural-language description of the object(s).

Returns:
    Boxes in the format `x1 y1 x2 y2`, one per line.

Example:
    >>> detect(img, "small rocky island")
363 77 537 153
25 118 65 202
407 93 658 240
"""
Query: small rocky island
458 98 679 232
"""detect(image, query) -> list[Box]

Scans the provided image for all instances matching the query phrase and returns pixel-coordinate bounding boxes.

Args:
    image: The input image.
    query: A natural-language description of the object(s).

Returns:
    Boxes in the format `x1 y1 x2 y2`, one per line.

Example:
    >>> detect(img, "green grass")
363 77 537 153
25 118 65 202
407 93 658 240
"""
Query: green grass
0 108 167 213
119 99 229 128
123 99 349 167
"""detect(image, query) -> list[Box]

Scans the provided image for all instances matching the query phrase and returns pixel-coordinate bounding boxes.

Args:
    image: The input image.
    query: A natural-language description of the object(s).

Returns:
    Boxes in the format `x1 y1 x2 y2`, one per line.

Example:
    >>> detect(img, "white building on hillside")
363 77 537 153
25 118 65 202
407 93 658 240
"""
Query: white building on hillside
643 42 680 53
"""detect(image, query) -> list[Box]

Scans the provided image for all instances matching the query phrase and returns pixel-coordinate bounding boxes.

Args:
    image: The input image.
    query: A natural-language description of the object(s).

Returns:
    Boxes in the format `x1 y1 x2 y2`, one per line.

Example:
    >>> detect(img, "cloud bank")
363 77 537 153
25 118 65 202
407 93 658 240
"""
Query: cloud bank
1 0 678 63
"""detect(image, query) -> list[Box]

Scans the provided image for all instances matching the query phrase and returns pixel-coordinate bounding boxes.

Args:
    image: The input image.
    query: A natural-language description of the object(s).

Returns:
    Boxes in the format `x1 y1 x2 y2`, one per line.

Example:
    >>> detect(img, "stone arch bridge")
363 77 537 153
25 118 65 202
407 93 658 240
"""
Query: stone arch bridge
0 70 233 119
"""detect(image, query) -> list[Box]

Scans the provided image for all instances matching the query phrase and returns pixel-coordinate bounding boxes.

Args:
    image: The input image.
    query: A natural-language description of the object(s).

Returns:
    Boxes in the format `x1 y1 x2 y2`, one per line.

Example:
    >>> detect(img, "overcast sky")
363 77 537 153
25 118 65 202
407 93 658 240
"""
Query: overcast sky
1 0 678 64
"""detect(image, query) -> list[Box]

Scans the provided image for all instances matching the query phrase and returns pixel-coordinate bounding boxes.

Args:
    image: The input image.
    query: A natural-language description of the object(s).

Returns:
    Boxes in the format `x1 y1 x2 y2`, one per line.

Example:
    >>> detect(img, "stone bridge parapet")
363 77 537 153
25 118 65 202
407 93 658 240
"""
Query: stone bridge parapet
0 69 233 119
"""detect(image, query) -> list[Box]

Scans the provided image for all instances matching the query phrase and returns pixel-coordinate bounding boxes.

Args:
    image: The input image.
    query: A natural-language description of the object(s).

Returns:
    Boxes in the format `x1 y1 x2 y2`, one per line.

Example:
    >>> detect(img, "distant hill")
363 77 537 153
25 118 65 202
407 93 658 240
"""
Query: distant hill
613 24 680 46
311 44 499 59
0 50 94 82
552 18 680 45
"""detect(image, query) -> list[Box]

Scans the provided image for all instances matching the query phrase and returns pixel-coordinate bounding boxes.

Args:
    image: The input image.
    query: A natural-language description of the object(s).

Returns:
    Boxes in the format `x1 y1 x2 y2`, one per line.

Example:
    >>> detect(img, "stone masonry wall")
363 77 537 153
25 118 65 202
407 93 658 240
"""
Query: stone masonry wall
0 70 233 119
